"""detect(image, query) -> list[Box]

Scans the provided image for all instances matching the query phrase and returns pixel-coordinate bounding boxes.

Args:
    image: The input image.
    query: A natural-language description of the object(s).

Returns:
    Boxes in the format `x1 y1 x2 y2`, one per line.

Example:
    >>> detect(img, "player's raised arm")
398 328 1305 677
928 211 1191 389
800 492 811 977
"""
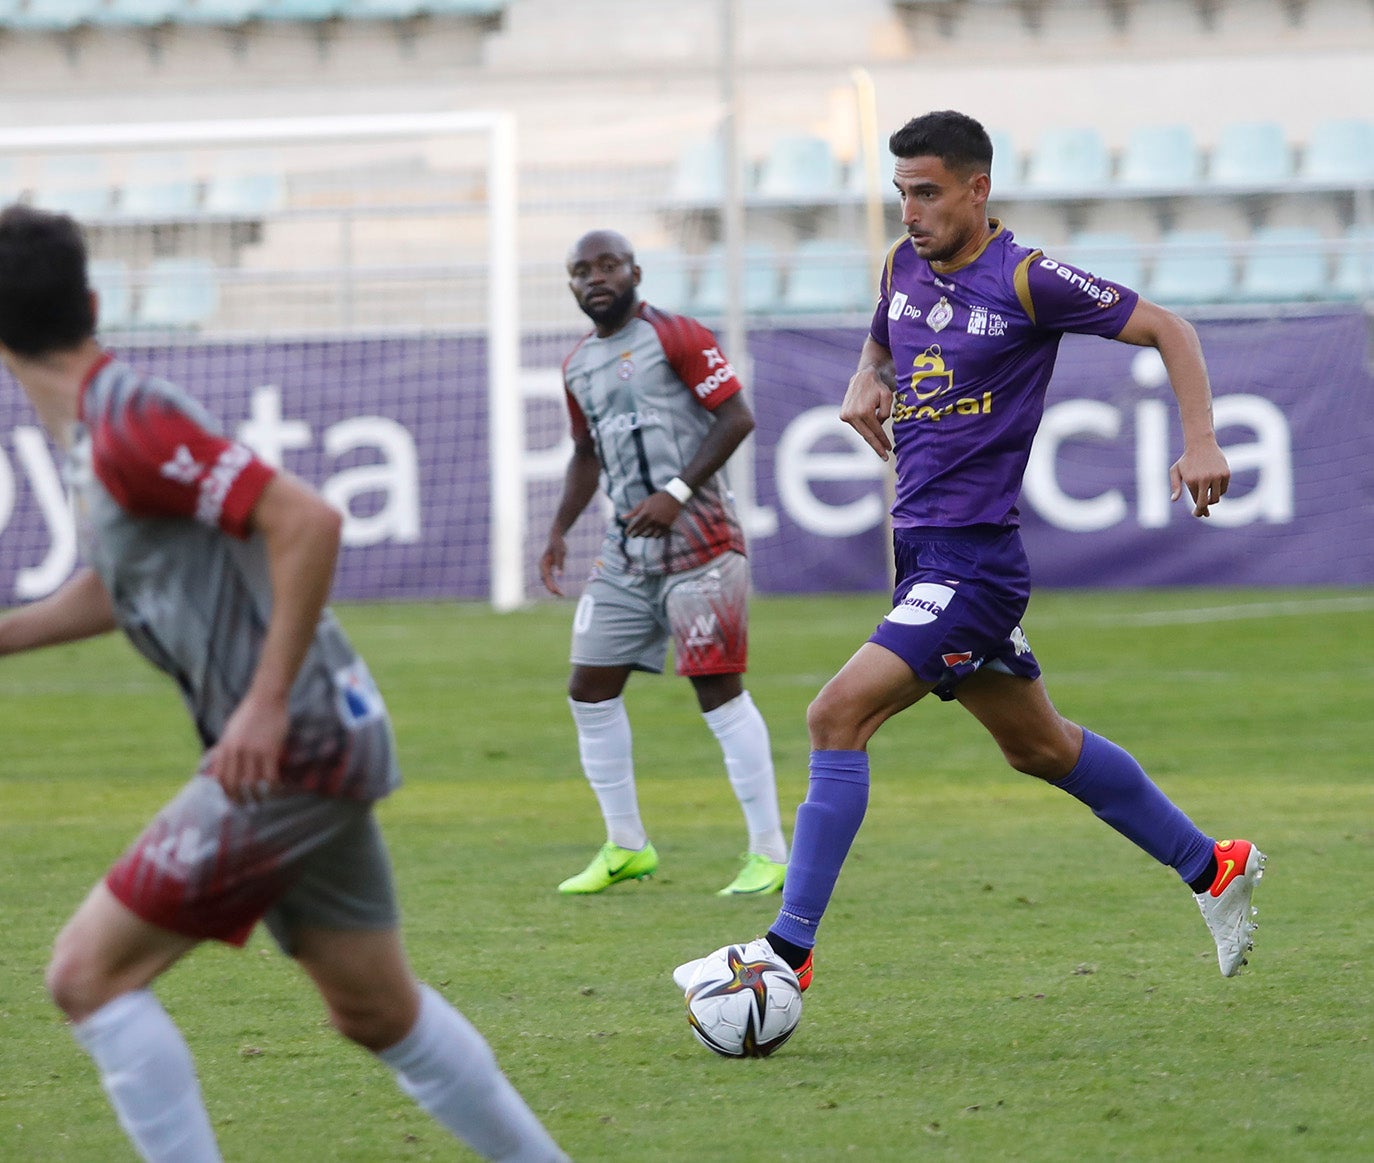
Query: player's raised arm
840 335 897 461
0 566 118 657
1114 297 1230 518
208 471 342 803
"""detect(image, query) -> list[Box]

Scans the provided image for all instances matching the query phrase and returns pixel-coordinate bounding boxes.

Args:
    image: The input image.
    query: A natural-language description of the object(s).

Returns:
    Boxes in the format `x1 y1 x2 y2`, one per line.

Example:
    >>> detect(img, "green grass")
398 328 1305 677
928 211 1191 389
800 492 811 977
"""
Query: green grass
1 589 1371 1161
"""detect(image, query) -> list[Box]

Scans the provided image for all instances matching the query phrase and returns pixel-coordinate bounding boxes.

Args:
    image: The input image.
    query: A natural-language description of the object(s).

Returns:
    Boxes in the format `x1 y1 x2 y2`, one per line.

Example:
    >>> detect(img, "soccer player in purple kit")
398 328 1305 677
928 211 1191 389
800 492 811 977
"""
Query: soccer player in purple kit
0 205 568 1163
542 228 788 897
676 109 1265 1005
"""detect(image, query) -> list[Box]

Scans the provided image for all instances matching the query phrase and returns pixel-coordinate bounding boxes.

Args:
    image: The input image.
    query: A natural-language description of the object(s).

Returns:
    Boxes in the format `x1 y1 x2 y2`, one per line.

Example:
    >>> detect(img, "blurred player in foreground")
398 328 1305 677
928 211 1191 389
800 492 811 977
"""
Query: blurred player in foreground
541 229 787 897
0 205 567 1163
677 110 1265 1003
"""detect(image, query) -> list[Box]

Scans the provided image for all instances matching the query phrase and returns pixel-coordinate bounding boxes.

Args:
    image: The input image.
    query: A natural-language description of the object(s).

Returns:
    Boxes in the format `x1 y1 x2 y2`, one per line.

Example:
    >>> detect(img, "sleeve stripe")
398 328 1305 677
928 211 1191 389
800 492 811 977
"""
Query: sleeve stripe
1013 251 1043 325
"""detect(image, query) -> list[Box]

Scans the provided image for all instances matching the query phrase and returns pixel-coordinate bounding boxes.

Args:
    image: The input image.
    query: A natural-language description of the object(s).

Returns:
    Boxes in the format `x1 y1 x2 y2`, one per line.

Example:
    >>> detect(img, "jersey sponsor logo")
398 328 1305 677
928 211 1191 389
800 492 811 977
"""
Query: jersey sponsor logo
160 444 202 484
884 582 955 625
684 611 719 647
596 407 661 437
334 658 386 728
1037 258 1123 307
195 443 254 526
926 296 954 333
941 650 974 667
691 363 738 401
886 291 923 321
966 305 1007 336
703 346 728 369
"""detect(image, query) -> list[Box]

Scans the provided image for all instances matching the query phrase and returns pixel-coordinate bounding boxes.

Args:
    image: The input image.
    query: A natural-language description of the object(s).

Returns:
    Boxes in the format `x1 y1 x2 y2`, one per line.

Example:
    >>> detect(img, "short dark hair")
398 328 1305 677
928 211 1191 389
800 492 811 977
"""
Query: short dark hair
888 110 994 177
0 204 96 358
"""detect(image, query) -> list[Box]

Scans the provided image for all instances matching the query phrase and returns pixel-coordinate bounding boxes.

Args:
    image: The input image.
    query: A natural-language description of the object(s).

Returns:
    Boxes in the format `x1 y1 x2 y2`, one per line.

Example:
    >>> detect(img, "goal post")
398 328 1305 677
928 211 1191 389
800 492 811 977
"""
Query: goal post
0 109 525 611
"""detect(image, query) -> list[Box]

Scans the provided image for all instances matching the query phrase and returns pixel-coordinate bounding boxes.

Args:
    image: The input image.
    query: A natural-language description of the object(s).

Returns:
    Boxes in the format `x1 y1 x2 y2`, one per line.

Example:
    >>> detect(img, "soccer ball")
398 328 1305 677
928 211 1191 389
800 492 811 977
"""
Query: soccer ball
680 940 803 1058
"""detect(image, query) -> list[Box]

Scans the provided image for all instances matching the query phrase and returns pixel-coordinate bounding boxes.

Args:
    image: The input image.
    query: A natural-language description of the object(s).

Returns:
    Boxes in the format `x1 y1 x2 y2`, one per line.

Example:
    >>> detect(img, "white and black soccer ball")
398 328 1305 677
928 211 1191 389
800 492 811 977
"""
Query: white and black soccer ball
680 941 803 1058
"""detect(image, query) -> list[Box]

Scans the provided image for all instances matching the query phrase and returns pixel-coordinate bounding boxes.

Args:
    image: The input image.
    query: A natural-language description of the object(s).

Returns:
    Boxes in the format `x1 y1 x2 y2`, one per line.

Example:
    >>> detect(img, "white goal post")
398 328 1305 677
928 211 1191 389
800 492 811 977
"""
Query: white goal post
0 110 525 611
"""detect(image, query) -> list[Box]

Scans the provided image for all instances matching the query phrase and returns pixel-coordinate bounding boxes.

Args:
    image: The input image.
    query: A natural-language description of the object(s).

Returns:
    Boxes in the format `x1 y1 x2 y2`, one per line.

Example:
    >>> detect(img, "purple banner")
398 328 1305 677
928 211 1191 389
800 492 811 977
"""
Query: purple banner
1 313 1370 605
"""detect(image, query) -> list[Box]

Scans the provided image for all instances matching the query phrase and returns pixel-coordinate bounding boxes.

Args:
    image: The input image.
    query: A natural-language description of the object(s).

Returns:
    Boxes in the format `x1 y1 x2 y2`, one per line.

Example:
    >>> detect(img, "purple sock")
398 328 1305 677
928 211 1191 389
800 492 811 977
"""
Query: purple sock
769 750 870 950
1054 729 1213 884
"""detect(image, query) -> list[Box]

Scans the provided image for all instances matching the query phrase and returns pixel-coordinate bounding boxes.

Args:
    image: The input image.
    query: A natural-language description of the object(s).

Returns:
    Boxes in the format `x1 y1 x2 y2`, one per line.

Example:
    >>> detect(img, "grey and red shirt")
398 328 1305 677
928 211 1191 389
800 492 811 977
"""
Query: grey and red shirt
562 302 748 576
68 353 398 801
870 220 1140 529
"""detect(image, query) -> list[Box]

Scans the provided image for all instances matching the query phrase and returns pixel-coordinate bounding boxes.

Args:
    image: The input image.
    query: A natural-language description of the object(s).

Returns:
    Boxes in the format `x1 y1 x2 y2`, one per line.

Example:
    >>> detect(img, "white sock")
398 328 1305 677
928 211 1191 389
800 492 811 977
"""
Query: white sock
703 690 788 863
569 696 647 850
379 983 568 1163
71 990 221 1163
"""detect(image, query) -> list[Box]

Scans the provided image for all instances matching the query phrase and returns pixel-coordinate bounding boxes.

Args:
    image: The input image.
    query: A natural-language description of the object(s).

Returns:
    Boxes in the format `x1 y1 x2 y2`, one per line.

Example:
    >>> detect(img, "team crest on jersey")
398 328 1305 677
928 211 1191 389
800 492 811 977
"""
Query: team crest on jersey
927 296 954 333
160 444 202 484
616 351 635 380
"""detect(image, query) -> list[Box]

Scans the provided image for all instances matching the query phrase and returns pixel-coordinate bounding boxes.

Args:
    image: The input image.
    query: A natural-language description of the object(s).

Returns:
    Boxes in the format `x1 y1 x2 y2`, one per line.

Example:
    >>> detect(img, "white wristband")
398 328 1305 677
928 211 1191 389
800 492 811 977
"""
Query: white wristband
663 476 694 504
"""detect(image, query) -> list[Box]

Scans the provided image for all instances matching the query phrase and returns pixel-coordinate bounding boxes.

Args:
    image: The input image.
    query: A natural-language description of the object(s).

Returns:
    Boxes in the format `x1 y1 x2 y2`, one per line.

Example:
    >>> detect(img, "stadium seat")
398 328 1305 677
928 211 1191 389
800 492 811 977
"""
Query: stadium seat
754 134 843 203
89 259 135 331
259 0 348 20
0 158 23 205
1 0 102 30
1235 226 1329 302
176 0 269 23
669 138 728 205
690 243 784 316
779 239 874 315
92 0 183 25
1147 230 1235 304
118 153 201 219
1062 231 1146 290
32 155 113 219
1117 123 1201 191
1024 126 1111 192
1300 118 1374 185
845 138 895 196
1207 121 1292 187
136 258 221 329
203 162 286 217
988 129 1021 193
635 250 694 315
345 0 424 17
1332 225 1374 300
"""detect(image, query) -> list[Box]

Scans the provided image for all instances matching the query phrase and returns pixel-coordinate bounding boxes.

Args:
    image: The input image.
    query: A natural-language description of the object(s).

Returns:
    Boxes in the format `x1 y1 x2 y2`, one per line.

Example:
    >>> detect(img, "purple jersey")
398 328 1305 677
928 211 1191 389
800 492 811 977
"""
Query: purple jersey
869 220 1139 528
69 354 400 802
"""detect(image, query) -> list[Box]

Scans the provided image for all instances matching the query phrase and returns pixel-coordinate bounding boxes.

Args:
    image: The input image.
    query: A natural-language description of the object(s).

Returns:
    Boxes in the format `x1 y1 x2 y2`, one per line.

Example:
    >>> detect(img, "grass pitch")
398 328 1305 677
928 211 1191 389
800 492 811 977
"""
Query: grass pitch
1 589 1371 1161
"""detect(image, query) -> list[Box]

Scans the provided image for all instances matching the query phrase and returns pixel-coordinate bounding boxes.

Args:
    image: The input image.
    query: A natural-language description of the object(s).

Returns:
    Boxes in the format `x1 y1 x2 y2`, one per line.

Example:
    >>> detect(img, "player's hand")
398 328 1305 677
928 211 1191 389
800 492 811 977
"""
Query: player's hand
1170 438 1231 518
840 367 895 460
621 492 681 539
540 533 568 596
207 692 289 804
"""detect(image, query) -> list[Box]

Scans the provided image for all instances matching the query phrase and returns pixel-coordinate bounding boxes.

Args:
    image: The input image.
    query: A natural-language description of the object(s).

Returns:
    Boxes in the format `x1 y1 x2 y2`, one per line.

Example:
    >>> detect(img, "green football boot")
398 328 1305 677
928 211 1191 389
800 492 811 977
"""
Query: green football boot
557 841 659 894
716 852 787 896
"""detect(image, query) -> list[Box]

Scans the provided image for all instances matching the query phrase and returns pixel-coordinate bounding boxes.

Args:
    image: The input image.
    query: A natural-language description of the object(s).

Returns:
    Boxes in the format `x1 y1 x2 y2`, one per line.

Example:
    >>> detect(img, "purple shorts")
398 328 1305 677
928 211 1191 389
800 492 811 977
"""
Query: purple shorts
868 525 1041 701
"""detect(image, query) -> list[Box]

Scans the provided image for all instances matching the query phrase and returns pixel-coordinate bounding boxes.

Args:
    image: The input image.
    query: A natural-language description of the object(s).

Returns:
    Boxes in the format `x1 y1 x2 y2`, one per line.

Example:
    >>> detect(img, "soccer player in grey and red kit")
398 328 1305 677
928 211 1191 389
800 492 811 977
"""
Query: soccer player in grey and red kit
678 109 1265 1005
0 205 567 1163
541 229 788 897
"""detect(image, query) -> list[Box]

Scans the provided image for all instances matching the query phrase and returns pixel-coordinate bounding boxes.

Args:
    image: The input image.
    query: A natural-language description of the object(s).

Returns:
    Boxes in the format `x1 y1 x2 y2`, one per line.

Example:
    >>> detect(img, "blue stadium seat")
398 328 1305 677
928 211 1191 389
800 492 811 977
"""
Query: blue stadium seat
988 129 1021 193
1236 226 1328 302
259 0 347 19
635 250 693 315
1332 225 1374 300
0 157 23 205
845 138 895 196
203 162 285 217
1207 121 1291 187
1062 231 1145 290
92 0 183 25
118 154 200 219
1117 123 1201 191
691 243 784 316
779 240 874 316
1147 230 1235 304
176 0 269 23
1024 126 1110 192
754 135 842 202
1300 118 1374 185
33 155 113 219
89 259 135 330
669 138 728 205
137 258 221 329
345 0 424 17
2 0 102 30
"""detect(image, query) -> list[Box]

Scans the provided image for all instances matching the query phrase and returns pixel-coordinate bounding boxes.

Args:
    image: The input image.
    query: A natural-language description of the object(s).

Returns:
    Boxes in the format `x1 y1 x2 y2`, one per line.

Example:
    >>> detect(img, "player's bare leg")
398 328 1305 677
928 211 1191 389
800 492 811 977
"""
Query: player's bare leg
47 884 220 1163
296 926 568 1162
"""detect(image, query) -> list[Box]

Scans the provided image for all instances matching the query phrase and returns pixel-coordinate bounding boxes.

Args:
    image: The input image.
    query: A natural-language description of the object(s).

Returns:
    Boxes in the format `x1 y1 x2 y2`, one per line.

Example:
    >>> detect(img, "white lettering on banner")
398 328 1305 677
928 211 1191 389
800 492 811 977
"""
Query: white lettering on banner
321 417 421 547
14 427 77 599
238 386 311 468
1024 397 1294 532
774 407 888 536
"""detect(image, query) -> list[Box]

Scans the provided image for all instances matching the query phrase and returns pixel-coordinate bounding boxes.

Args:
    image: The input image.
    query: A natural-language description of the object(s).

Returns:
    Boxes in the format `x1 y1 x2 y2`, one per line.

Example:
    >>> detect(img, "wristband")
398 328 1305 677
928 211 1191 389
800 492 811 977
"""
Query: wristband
663 476 694 504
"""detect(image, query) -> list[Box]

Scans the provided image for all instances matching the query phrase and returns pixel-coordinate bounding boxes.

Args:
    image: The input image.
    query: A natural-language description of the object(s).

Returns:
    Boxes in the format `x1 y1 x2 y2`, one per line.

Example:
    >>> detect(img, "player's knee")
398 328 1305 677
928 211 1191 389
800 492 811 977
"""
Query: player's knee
45 938 106 1021
1001 732 1078 781
328 993 416 1052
